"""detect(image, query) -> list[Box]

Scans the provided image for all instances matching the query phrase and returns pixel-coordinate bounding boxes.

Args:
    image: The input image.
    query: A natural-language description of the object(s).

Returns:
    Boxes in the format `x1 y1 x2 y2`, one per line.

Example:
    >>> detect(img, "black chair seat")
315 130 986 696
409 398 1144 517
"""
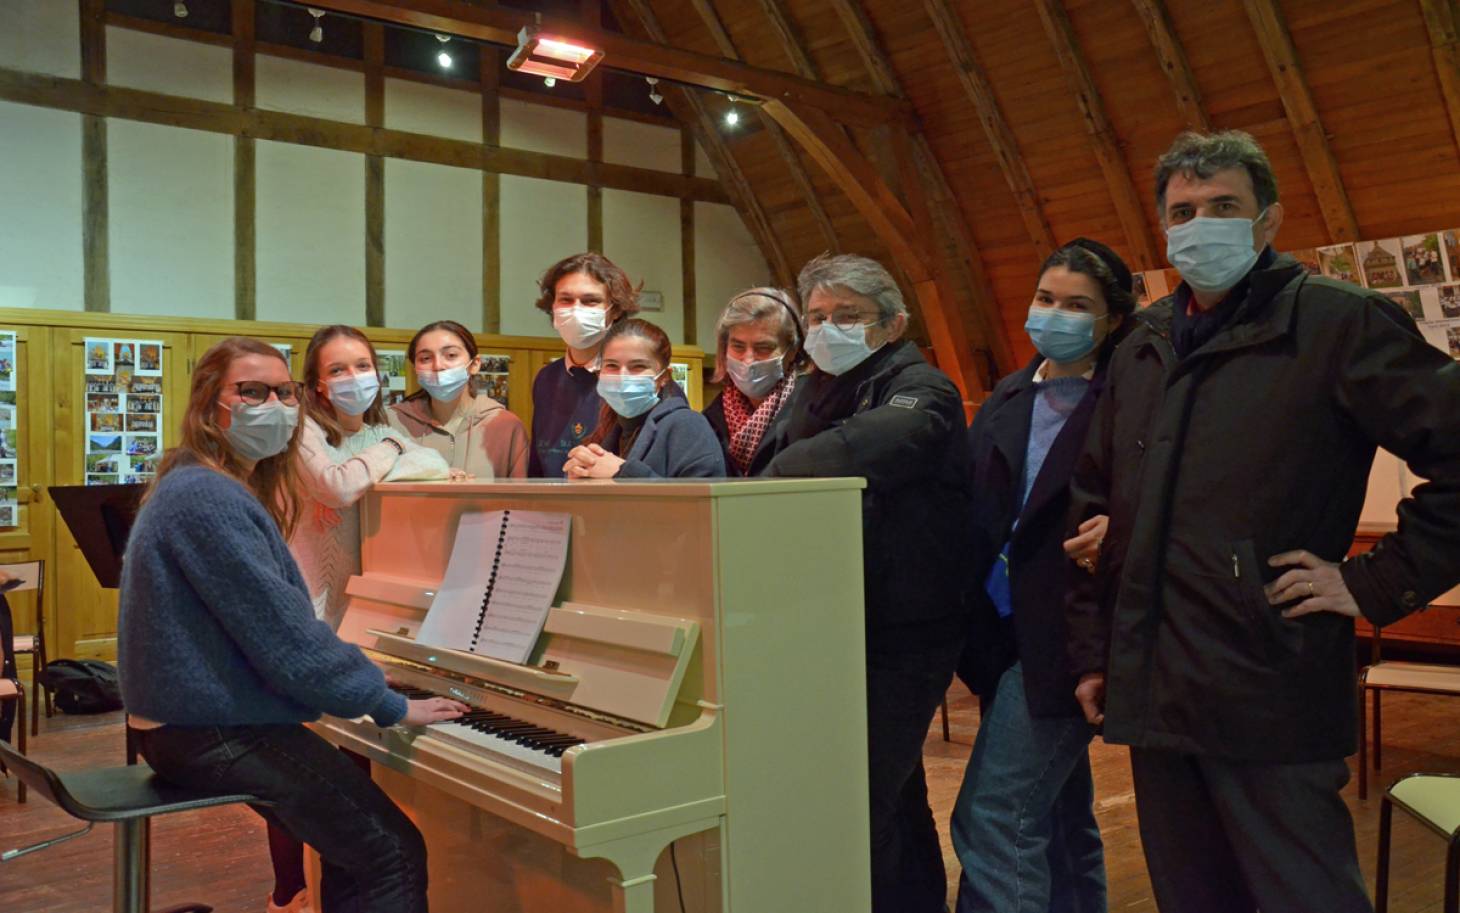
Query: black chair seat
50 765 261 822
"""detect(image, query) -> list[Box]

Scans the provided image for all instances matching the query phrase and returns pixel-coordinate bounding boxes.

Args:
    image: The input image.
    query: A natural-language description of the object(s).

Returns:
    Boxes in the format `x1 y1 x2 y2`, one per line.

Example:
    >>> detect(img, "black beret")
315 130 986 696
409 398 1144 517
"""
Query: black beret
1065 237 1134 295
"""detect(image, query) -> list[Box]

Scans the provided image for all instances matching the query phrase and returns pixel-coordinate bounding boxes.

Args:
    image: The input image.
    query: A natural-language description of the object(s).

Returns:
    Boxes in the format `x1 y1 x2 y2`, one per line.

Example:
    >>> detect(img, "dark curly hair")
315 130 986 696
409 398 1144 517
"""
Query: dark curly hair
534 252 641 323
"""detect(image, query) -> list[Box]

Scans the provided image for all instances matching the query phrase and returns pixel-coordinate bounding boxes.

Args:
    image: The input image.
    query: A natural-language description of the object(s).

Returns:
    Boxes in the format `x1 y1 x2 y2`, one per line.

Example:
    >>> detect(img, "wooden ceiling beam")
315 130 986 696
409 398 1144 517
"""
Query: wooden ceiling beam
1033 0 1159 270
686 0 841 254
923 0 1057 261
1240 0 1360 242
1129 0 1209 131
1418 0 1460 162
304 0 910 127
607 0 794 286
752 0 819 79
826 0 1015 377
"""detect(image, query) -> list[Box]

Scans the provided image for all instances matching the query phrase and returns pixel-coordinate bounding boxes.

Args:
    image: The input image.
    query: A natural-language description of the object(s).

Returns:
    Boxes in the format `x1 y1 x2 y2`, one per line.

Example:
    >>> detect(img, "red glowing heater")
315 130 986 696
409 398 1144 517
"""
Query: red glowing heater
505 28 604 82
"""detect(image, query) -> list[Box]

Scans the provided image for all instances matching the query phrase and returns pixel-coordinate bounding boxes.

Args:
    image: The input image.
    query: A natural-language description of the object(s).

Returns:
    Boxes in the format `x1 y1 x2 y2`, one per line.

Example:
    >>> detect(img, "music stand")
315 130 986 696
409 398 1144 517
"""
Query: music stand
48 484 144 762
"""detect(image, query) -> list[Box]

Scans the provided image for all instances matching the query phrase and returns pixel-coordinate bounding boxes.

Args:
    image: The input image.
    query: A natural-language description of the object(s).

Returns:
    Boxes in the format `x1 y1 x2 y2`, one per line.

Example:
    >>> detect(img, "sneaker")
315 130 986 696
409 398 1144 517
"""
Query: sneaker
266 890 313 913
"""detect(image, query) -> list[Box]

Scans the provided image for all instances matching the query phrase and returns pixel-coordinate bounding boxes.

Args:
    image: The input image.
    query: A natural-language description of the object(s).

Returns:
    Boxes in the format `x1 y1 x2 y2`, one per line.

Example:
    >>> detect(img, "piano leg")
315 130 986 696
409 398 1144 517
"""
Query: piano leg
608 871 658 913
578 818 723 913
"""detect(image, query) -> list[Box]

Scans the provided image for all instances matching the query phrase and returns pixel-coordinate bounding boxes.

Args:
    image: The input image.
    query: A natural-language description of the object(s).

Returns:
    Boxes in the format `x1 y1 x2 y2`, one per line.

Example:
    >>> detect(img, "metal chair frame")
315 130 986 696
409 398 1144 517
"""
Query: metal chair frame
1377 772 1460 913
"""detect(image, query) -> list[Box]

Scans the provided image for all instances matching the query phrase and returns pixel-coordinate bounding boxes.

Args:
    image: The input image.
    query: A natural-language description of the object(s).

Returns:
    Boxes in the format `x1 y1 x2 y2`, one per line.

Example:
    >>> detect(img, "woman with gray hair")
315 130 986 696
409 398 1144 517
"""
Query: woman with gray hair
702 287 805 475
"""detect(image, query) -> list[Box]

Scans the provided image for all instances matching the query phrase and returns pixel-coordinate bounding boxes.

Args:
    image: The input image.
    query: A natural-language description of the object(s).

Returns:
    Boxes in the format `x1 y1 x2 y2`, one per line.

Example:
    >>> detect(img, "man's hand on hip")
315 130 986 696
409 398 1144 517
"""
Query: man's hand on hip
1266 550 1361 619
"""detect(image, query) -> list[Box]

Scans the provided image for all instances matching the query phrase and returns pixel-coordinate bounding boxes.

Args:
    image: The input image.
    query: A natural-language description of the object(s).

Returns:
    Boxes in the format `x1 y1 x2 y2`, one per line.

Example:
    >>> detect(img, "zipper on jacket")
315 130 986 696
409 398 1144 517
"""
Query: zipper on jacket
1232 551 1240 579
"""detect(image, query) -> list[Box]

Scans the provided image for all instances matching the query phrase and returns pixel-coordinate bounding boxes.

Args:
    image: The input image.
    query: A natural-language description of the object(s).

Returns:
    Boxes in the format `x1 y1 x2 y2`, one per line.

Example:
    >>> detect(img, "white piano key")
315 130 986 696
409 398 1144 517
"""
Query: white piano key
426 720 564 775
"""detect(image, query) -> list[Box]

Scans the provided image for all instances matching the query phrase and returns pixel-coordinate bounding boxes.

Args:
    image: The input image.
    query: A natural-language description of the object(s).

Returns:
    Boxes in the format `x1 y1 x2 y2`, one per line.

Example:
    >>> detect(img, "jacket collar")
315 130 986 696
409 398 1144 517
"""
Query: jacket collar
1131 253 1307 364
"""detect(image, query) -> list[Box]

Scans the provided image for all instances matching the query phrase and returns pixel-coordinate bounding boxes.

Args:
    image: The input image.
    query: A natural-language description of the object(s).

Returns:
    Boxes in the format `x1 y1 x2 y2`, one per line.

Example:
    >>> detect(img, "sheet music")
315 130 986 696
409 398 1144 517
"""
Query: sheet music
414 510 571 663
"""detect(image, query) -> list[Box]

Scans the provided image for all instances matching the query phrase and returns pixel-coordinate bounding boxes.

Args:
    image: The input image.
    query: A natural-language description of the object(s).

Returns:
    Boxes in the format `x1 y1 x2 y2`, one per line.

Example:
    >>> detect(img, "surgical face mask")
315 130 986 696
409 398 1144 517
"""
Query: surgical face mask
1025 305 1104 364
804 322 884 376
1165 208 1269 293
554 305 609 350
598 372 662 419
325 371 381 416
221 400 298 461
724 354 785 399
416 364 470 402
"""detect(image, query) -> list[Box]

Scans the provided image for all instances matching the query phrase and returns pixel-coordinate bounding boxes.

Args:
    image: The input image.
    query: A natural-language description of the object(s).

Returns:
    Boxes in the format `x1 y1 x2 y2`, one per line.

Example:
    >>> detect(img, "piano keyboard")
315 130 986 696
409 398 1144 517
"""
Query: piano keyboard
391 685 588 776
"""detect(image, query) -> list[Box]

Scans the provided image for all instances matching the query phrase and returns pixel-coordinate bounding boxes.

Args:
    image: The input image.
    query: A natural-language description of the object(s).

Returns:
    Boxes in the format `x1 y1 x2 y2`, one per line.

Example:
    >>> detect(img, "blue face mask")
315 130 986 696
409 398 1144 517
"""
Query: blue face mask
597 372 662 419
1025 305 1103 364
325 371 381 416
1165 208 1269 293
417 364 470 402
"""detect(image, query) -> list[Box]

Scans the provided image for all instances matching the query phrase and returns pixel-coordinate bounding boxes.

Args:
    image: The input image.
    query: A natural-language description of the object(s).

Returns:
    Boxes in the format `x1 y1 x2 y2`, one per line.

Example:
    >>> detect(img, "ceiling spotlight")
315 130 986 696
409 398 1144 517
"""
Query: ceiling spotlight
173 0 188 18
646 76 662 106
436 34 452 69
544 76 557 88
506 26 603 83
725 103 739 127
307 8 324 44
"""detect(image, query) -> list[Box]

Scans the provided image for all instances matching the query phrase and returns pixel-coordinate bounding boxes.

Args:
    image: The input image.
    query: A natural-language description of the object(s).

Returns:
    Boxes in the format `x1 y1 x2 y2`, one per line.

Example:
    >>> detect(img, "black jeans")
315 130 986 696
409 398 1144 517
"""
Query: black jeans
137 723 428 913
1130 746 1372 913
866 638 963 913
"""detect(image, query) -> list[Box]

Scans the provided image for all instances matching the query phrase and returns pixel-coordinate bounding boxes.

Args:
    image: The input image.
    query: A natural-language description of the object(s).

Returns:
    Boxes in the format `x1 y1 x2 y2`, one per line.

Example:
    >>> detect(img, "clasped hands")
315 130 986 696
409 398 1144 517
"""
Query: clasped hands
563 443 625 480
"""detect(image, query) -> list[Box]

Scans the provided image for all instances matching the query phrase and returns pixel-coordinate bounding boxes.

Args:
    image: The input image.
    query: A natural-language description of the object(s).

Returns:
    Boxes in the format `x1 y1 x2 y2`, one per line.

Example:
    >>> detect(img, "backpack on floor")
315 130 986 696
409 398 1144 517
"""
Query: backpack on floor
38 658 124 714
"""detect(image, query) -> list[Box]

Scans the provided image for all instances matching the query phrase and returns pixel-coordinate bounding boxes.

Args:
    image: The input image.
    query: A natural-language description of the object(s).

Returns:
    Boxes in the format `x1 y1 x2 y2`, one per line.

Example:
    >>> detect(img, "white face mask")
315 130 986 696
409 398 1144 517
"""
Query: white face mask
805 322 884 376
221 400 299 461
1165 207 1269 293
724 354 785 399
553 305 609 350
325 371 381 416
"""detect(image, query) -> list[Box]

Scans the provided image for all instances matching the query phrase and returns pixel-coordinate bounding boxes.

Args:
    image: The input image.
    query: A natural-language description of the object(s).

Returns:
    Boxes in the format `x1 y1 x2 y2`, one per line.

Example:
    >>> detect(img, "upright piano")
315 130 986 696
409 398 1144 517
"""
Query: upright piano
314 478 871 913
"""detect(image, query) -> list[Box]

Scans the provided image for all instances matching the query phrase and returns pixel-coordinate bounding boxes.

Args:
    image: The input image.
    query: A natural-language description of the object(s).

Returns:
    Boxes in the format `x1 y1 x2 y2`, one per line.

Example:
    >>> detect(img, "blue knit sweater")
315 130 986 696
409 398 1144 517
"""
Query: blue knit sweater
118 464 407 727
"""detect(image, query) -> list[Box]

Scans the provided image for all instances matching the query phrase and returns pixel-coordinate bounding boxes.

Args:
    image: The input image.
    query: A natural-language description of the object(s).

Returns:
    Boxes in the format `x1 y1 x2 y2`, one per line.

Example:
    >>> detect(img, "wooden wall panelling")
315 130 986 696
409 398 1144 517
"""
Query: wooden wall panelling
233 0 257 322
1032 0 1158 271
1240 0 1360 242
80 0 109 314
922 0 1057 262
0 328 56 663
1129 0 1209 131
305 0 911 127
826 0 1015 377
685 0 839 254
1419 0 1460 161
610 0 794 286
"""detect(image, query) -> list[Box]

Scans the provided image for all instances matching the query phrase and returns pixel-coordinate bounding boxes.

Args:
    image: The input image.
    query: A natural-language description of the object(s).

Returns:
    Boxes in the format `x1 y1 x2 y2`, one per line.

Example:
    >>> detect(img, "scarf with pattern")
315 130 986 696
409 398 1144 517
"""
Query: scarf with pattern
722 372 795 475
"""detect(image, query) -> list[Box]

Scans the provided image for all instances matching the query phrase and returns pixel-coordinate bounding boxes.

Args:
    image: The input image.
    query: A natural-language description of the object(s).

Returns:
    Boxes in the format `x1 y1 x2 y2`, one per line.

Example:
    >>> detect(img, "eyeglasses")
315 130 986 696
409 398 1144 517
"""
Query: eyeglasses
806 310 887 331
230 380 304 406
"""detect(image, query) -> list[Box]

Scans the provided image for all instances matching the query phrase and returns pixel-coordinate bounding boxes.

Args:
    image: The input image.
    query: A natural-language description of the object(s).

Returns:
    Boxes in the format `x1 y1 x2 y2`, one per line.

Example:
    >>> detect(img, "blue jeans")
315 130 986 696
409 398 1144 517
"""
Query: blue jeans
137 723 428 913
951 663 1106 913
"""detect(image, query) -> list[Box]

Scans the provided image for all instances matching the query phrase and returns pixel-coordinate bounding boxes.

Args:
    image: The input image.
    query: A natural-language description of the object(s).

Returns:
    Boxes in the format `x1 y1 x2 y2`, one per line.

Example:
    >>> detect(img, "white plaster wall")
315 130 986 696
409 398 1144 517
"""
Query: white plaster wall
385 158 482 332
0 0 80 79
603 117 680 173
108 120 233 319
255 140 365 325
604 189 682 343
498 176 586 337
694 202 771 354
0 102 83 310
256 54 365 124
499 98 585 159
106 25 233 104
384 77 481 144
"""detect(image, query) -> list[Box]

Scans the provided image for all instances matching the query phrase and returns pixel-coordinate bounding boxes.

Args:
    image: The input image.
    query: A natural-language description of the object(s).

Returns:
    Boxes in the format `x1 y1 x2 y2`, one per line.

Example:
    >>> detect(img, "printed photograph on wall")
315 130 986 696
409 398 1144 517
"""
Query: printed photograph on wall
1402 234 1446 285
670 363 690 393
85 340 112 374
1289 248 1321 275
1318 244 1361 284
1443 230 1460 281
477 355 511 403
378 350 409 406
1448 325 1460 359
1358 240 1406 289
1440 285 1460 319
83 338 164 485
1385 290 1425 322
136 343 162 375
0 331 16 526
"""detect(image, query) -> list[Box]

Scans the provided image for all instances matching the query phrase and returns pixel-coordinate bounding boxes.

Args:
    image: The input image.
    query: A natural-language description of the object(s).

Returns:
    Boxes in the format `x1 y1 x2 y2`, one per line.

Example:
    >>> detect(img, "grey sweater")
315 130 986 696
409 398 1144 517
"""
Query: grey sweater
118 463 406 727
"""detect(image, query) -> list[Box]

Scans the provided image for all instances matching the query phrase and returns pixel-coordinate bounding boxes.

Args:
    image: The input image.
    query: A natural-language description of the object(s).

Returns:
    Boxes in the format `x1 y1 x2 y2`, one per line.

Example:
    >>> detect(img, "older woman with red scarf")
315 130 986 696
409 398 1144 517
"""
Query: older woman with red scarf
701 288 806 476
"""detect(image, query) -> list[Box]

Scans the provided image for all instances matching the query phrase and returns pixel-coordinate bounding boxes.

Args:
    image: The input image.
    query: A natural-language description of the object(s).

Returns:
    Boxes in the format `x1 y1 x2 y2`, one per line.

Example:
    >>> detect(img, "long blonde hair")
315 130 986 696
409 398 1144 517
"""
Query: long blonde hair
148 337 303 538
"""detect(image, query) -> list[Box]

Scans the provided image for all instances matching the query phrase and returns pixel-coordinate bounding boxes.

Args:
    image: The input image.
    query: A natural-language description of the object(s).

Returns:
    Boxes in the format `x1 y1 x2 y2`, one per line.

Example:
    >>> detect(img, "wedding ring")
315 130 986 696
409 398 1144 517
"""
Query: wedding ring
1307 581 1316 598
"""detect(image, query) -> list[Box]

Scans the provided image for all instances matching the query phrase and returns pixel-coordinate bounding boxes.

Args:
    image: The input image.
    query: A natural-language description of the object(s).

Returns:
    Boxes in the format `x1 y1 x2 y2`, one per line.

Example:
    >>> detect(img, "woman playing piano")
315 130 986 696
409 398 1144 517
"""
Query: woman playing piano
117 337 466 913
562 318 725 479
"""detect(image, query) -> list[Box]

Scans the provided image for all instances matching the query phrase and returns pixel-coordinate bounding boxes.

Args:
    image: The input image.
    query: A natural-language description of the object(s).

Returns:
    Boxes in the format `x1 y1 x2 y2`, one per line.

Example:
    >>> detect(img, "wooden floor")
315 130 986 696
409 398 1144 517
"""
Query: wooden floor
3 686 1459 912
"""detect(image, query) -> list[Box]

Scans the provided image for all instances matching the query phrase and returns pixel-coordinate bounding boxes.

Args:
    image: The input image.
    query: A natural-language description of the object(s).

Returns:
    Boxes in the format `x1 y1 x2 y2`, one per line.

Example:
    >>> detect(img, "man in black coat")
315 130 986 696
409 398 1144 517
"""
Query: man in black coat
759 253 973 913
1066 130 1460 913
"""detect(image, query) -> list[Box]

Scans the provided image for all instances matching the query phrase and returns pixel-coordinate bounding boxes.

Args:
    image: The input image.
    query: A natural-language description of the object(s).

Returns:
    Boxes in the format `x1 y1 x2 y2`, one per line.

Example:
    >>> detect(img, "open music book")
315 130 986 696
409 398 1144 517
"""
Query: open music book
415 510 571 663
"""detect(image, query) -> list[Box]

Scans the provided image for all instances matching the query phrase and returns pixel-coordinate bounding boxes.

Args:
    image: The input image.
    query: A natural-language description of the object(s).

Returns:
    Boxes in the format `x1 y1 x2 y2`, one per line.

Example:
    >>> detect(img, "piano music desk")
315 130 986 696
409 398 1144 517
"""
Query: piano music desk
315 478 872 913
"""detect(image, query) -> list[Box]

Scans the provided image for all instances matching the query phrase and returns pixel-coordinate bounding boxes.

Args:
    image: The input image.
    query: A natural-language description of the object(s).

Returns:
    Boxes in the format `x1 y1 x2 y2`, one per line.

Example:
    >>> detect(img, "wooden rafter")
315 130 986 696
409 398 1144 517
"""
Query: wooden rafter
922 0 1056 261
1129 0 1209 131
826 0 1015 377
306 0 910 127
607 0 794 286
1032 0 1158 270
752 0 818 78
685 0 840 254
1419 0 1460 161
1240 0 1359 242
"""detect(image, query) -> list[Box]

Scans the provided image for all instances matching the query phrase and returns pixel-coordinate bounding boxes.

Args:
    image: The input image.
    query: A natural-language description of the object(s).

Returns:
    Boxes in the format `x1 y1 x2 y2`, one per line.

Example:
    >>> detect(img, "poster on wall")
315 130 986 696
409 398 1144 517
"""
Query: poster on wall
670 363 691 394
478 355 511 403
271 342 293 365
84 337 164 486
378 350 409 406
0 331 17 527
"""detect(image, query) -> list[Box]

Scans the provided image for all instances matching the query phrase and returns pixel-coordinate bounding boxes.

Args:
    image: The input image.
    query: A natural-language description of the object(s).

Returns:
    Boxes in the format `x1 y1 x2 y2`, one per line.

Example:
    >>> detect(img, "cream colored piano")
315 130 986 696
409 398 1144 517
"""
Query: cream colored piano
315 478 870 913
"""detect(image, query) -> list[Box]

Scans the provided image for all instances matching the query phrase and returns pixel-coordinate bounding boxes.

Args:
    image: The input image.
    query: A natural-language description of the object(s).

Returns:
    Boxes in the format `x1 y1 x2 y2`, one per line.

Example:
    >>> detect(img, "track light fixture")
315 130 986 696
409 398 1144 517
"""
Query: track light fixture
307 8 324 44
